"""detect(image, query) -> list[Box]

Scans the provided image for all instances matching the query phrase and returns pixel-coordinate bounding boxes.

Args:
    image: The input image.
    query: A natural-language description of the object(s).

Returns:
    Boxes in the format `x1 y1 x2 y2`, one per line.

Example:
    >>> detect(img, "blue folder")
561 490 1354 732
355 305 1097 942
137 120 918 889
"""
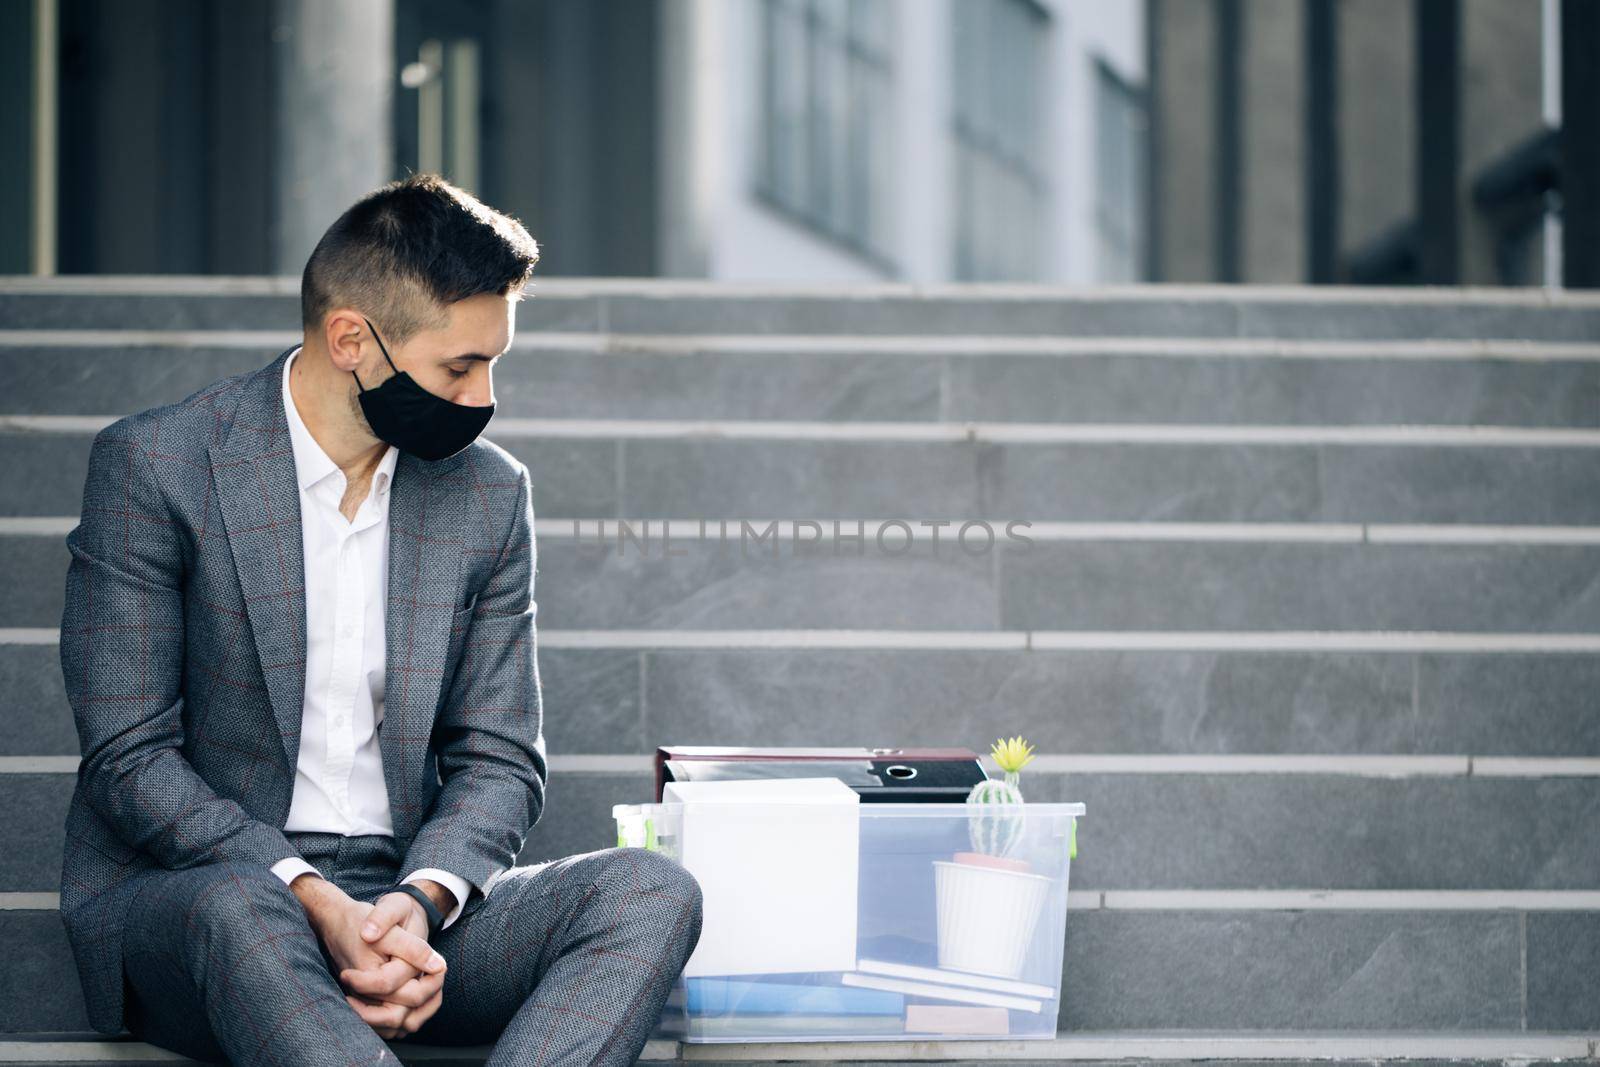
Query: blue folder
684 977 905 1016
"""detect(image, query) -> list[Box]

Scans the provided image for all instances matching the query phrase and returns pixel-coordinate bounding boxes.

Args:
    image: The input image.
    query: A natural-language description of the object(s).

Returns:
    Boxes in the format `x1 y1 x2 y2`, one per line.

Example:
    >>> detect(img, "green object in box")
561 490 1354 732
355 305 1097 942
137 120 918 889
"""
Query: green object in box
615 810 658 850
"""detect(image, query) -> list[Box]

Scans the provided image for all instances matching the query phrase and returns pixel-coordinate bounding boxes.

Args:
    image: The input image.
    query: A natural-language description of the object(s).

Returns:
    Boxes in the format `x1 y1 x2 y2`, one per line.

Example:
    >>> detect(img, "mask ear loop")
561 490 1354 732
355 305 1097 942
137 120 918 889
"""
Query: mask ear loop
353 316 401 393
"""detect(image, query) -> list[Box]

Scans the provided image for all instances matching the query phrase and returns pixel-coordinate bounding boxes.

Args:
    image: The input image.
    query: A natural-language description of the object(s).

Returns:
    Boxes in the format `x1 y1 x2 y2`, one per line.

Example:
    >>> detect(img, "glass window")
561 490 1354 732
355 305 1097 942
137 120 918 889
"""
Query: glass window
952 0 1049 281
757 0 896 271
1093 57 1148 282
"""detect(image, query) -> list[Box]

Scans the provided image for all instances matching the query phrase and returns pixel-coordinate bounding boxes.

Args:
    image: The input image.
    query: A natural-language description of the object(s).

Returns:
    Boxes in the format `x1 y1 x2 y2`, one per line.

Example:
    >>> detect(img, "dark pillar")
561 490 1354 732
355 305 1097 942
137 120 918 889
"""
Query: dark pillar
1215 0 1242 282
1561 0 1600 288
1305 0 1339 283
1144 0 1164 282
0 0 36 272
1415 0 1459 284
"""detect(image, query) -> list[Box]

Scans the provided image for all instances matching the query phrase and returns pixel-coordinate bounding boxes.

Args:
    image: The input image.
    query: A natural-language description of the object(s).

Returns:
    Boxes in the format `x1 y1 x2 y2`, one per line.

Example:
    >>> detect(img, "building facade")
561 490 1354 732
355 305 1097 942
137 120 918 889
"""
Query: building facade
1 0 1147 284
5 0 1594 287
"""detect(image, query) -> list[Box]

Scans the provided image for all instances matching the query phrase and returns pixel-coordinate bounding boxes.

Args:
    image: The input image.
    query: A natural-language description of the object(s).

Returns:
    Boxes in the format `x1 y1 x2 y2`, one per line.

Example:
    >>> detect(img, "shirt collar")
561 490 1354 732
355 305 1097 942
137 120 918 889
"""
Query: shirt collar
283 346 400 498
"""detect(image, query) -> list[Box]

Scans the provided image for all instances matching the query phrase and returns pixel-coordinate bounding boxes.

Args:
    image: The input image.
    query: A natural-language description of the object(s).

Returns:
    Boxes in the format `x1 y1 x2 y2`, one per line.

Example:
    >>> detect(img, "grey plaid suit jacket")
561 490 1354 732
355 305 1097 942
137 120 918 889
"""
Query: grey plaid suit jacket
58 345 548 1035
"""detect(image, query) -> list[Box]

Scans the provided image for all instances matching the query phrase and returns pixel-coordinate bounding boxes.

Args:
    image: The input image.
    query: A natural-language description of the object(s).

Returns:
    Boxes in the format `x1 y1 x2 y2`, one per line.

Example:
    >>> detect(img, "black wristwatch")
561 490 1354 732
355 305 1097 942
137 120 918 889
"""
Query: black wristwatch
389 882 445 936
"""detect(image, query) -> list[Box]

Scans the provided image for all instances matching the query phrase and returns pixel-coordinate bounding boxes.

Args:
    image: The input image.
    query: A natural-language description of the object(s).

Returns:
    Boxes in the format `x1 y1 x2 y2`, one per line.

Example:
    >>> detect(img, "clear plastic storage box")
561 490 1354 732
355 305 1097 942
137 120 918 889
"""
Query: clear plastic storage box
612 794 1084 1043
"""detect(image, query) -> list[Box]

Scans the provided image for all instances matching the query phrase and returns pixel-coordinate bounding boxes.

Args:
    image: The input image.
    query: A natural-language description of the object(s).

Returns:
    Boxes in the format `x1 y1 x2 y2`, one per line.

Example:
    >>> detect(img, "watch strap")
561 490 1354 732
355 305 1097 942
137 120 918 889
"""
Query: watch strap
389 882 444 935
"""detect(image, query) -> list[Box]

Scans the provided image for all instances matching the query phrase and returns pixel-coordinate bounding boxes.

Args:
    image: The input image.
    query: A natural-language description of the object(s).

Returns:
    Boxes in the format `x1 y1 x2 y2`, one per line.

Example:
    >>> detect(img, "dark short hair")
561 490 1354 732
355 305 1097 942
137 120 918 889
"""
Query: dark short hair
301 172 540 346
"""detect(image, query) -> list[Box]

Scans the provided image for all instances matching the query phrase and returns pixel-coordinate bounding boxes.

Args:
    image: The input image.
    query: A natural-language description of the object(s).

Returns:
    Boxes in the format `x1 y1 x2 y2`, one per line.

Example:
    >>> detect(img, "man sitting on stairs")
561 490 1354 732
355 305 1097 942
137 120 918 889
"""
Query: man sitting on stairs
57 172 703 1066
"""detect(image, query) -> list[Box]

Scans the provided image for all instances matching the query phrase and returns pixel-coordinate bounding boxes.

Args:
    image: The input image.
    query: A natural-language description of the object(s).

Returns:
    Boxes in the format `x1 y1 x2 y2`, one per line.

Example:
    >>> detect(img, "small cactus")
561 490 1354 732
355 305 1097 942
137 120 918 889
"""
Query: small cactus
966 736 1035 858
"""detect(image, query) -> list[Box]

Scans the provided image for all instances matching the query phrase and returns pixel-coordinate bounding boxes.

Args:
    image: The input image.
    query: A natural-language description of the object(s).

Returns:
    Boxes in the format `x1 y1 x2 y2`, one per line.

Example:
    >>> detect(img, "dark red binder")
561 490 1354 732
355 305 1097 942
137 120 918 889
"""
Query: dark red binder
652 745 988 803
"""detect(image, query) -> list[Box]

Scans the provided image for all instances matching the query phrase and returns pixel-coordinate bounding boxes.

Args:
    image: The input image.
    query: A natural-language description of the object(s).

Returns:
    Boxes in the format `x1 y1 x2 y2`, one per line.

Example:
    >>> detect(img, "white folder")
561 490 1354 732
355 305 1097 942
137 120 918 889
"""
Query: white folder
663 776 860 977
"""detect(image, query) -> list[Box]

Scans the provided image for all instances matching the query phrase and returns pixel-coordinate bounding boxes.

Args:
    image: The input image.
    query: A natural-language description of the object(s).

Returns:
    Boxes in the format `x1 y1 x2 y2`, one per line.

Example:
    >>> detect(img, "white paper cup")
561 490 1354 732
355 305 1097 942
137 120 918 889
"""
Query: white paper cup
932 859 1052 979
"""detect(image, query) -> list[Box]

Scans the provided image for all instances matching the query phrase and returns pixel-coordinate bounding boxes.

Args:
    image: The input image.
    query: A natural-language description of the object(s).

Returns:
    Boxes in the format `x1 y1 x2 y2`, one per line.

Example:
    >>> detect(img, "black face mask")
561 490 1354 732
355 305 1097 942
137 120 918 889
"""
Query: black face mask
352 316 495 462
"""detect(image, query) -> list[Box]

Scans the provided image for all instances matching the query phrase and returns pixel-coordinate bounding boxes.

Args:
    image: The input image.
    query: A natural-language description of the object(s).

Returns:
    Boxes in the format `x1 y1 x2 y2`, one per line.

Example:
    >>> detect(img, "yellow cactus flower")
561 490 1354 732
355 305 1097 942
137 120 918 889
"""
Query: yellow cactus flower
989 735 1036 774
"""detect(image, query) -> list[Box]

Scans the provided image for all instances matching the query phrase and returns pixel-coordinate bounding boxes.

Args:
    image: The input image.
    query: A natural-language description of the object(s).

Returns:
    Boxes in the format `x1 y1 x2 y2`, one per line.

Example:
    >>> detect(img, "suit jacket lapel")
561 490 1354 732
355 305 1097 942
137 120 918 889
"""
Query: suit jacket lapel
380 447 469 840
208 348 309 773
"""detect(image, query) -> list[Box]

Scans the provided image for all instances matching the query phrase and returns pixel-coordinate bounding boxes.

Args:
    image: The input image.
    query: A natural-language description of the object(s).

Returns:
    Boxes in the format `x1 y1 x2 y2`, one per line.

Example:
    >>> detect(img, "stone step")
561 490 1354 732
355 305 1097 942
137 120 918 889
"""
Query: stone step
4 635 1597 760
4 894 1595 1034
14 527 1600 633
8 424 1600 523
1 1032 1596 1066
4 278 1600 339
4 766 1598 892
7 334 1600 426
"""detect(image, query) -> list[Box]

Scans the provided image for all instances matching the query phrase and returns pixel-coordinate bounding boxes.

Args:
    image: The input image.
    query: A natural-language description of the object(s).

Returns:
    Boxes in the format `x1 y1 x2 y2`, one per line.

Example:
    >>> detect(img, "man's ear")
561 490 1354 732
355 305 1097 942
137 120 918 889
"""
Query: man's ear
324 310 368 373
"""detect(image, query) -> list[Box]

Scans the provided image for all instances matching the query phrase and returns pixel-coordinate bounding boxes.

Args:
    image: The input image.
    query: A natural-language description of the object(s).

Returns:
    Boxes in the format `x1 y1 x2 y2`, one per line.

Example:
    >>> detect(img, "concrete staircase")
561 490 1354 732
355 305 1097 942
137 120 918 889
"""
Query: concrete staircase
1 276 1597 1065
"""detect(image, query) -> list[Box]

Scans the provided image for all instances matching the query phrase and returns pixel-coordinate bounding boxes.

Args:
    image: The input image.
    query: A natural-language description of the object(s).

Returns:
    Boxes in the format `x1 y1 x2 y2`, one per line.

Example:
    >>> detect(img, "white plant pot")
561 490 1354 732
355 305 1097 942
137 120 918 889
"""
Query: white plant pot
932 858 1052 980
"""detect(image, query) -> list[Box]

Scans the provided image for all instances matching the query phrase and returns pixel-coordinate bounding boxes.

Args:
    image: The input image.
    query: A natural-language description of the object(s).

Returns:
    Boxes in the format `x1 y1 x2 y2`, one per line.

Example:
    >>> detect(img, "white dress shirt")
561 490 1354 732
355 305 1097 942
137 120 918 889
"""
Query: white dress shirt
268 346 471 929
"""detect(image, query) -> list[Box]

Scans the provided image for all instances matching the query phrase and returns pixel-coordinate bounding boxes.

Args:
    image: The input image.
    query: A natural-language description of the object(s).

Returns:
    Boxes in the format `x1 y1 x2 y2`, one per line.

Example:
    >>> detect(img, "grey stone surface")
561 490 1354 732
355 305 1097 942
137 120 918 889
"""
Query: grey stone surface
2 345 269 415
0 434 96 517
0 773 71 890
618 439 990 521
1416 655 1600 756
997 541 1600 632
488 347 942 422
494 436 621 519
0 643 76 757
643 648 1420 754
16 427 1600 523
15 340 1600 427
1525 912 1600 1030
8 770 1597 892
11 641 1600 759
0 292 304 331
4 908 88 1033
597 291 1600 342
991 441 1600 523
993 440 1330 524
945 352 1600 428
1045 773 1600 890
539 649 643 752
1233 299 1600 343
597 293 1244 338
536 537 999 631
1060 910 1523 1030
595 648 1600 759
29 530 1600 634
0 535 68 628
651 647 1599 757
1313 445 1600 525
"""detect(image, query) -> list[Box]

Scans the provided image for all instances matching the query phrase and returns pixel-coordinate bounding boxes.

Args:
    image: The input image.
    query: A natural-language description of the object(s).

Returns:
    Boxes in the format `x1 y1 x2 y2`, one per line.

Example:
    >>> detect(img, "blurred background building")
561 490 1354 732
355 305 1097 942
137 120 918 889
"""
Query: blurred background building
2 0 1594 286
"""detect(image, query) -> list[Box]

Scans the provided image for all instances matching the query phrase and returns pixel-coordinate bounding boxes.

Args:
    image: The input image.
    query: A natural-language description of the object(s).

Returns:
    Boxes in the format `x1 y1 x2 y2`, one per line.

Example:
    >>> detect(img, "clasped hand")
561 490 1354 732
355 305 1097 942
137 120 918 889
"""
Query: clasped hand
314 890 448 1040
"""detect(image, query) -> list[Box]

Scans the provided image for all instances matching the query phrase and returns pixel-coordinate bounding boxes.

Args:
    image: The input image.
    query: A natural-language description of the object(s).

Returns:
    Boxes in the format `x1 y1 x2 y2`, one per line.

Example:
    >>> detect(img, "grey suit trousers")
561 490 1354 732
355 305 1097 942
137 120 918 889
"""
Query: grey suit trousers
120 831 703 1066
